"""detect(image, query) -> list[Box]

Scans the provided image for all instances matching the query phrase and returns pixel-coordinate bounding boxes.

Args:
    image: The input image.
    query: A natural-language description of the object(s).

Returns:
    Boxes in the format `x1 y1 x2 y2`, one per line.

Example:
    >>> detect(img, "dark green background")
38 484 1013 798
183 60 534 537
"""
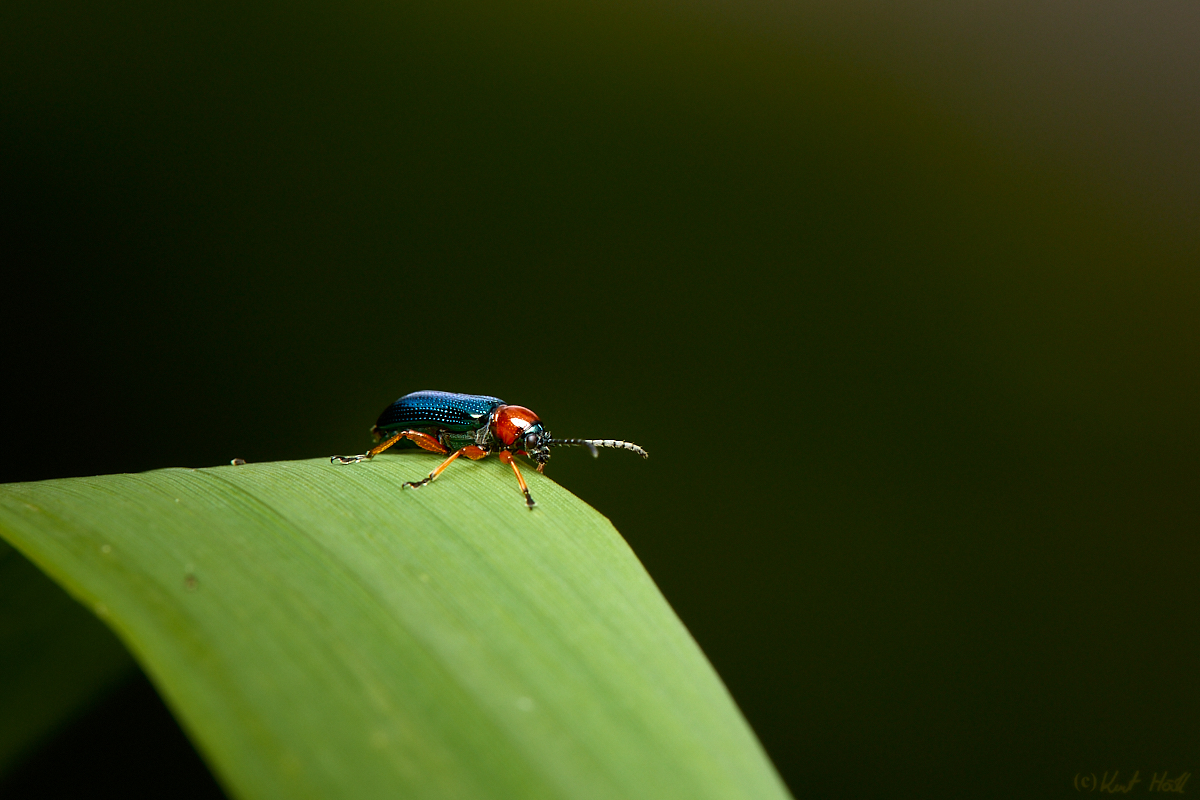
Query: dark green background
3 1 1198 796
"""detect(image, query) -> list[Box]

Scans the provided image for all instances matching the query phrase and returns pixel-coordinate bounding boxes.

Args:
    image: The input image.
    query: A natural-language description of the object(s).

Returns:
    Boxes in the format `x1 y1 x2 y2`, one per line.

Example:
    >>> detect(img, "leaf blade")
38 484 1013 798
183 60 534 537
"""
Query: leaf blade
0 457 789 800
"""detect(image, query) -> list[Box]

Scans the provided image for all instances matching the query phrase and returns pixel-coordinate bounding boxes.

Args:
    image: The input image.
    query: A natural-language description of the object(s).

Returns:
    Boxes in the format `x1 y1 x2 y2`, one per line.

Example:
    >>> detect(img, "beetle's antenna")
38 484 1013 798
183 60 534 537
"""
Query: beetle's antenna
544 439 648 459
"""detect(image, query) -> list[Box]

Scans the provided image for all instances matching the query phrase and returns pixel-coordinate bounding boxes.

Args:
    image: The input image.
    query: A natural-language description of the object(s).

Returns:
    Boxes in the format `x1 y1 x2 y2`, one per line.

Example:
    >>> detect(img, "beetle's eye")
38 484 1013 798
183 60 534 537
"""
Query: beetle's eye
525 432 539 449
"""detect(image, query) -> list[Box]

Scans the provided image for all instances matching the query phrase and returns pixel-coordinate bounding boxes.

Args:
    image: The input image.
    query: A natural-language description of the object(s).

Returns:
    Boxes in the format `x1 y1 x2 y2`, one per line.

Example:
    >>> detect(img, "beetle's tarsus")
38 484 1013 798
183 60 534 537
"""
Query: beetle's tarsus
331 453 371 464
403 475 434 489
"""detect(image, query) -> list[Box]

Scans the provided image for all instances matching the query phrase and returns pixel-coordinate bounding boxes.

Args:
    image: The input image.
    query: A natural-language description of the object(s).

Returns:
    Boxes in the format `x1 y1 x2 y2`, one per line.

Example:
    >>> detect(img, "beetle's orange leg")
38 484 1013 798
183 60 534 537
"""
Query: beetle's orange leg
462 446 491 460
391 431 448 455
498 451 536 508
404 445 489 490
331 430 448 464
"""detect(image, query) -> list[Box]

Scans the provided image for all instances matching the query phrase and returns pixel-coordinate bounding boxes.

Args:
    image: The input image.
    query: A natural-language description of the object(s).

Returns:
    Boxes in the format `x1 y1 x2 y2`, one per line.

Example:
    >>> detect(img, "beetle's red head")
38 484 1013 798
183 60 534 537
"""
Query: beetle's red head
491 405 546 450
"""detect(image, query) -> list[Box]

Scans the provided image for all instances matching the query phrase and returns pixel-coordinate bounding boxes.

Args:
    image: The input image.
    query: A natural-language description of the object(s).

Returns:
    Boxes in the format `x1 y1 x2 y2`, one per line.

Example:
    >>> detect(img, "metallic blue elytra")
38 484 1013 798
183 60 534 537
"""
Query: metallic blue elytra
374 390 505 436
331 390 648 508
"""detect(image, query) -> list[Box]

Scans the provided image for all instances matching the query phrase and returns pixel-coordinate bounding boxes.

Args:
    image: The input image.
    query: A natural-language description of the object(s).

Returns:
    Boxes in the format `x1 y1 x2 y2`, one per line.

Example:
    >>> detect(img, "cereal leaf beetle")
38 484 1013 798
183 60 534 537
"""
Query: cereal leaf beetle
331 390 648 508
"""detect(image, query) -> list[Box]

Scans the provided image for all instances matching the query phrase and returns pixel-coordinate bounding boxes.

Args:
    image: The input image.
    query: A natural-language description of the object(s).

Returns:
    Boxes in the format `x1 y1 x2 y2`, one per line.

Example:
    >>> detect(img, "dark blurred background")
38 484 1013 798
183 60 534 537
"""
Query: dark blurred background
3 0 1198 796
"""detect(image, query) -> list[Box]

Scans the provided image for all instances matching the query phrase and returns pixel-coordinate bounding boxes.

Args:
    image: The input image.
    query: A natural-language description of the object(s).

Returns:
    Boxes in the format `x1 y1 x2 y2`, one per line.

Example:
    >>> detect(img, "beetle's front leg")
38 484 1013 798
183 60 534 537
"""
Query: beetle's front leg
331 430 447 464
498 451 536 508
403 445 489 489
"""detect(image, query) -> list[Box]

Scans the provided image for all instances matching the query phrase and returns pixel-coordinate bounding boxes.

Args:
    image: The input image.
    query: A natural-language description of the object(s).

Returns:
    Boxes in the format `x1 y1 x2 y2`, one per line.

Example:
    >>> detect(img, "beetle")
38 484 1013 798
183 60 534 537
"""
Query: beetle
331 390 648 508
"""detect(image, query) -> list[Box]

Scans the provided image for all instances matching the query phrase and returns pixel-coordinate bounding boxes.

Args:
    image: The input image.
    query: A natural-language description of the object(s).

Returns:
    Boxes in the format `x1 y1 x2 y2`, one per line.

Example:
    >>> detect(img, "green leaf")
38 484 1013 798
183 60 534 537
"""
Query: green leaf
0 457 789 800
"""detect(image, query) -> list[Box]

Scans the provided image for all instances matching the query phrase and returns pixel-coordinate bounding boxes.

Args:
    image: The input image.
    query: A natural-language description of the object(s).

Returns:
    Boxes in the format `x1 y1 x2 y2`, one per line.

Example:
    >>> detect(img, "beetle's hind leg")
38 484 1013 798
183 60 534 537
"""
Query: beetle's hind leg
331 430 447 464
403 445 490 490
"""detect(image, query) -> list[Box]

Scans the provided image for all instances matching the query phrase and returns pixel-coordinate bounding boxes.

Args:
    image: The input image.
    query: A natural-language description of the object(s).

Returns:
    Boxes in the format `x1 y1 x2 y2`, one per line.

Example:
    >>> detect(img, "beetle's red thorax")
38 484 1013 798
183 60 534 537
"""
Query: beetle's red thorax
491 405 540 446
